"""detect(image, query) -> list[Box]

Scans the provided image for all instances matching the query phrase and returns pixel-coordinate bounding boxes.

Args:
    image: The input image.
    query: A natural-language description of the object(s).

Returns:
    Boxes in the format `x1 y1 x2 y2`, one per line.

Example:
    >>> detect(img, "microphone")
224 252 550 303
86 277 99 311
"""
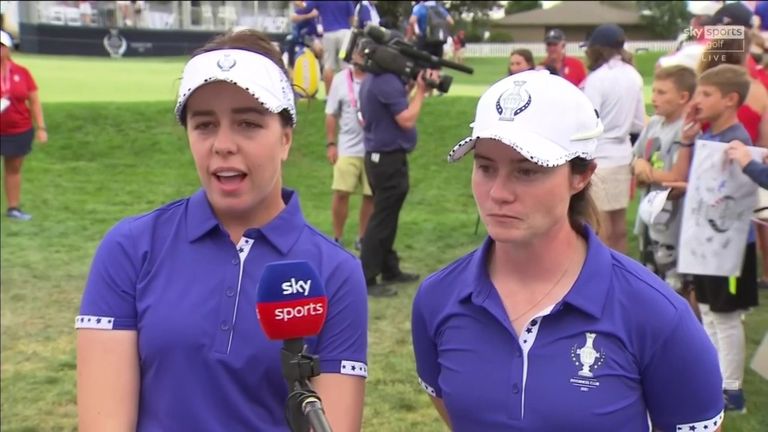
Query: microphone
256 260 328 343
256 261 332 432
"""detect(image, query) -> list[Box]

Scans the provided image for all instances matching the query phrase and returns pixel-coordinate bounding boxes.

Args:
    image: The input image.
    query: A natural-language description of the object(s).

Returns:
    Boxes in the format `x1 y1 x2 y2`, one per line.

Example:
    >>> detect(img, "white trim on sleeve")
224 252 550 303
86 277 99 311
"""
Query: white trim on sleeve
675 410 724 431
418 377 437 397
340 360 368 377
75 315 115 329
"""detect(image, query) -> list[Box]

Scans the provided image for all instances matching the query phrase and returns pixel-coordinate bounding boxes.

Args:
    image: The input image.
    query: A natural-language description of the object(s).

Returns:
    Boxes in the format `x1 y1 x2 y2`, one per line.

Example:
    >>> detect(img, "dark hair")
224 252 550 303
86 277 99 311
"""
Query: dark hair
654 65 697 101
698 63 751 107
510 49 535 68
568 158 600 232
585 45 633 71
181 29 293 128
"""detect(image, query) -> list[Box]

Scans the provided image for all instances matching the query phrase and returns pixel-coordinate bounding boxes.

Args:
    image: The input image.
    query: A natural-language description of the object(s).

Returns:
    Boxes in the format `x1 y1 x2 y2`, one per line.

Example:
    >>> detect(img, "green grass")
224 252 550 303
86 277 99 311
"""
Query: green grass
1 52 766 431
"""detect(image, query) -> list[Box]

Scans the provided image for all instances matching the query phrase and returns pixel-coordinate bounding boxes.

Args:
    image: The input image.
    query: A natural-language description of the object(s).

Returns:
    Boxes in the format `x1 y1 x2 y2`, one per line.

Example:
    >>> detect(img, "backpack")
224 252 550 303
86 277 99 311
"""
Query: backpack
424 4 450 44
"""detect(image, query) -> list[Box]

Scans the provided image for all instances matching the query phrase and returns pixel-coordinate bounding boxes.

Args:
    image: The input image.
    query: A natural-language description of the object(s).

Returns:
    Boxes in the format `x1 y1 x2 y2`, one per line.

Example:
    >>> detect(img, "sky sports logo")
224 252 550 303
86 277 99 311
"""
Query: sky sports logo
683 25 746 53
274 302 324 321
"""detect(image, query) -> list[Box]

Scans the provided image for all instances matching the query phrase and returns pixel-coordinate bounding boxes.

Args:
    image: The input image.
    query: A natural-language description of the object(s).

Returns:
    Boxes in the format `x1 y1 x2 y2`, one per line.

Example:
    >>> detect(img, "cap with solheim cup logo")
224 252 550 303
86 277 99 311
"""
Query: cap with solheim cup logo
448 70 604 167
174 49 297 127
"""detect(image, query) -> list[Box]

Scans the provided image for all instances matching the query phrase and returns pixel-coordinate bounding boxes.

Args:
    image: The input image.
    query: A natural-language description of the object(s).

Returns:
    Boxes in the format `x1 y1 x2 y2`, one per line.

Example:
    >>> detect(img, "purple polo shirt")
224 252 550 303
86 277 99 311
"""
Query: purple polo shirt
412 225 723 431
305 1 354 33
360 72 417 153
76 188 368 432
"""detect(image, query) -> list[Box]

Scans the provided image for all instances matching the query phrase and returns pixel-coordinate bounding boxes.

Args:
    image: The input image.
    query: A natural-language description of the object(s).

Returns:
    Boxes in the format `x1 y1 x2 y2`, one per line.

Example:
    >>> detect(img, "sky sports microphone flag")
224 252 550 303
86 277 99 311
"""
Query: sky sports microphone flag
256 261 328 341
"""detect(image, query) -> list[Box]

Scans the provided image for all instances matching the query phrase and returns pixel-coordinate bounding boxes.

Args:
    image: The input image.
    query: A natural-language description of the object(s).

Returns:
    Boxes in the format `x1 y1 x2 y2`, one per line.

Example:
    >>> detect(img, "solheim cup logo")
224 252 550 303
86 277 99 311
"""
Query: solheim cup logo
576 332 600 377
496 81 532 122
217 55 237 72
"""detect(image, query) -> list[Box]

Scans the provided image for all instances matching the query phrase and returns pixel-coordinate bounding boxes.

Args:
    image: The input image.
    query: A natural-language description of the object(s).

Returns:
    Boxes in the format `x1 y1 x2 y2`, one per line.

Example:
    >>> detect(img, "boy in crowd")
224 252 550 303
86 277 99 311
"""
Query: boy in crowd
638 64 757 413
632 65 697 292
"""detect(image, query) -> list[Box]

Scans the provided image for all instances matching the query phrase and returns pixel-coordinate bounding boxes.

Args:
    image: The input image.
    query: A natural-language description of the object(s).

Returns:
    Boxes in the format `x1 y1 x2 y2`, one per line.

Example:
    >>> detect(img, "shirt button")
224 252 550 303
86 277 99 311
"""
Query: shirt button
225 287 235 297
231 257 239 265
220 321 230 331
511 383 520 394
515 350 522 358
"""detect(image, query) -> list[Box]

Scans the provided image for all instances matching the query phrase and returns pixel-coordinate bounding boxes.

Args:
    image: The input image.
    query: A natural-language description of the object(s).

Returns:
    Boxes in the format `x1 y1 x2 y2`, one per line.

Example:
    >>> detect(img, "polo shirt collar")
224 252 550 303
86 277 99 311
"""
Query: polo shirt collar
186 188 306 255
460 225 611 319
561 225 611 319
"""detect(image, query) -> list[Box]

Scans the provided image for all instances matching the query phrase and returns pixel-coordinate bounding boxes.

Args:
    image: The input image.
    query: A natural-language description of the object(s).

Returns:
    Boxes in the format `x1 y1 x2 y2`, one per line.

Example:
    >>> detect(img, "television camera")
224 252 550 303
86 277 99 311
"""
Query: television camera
341 24 474 94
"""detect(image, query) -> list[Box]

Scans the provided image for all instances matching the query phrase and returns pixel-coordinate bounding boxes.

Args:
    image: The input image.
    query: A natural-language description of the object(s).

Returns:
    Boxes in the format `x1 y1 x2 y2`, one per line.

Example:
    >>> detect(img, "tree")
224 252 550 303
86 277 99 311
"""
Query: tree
375 1 503 31
505 1 541 15
637 1 690 39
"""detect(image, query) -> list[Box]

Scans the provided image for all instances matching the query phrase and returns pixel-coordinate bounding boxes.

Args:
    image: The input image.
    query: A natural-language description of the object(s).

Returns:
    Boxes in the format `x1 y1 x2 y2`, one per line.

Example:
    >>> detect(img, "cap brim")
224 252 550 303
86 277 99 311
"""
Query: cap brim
447 128 587 167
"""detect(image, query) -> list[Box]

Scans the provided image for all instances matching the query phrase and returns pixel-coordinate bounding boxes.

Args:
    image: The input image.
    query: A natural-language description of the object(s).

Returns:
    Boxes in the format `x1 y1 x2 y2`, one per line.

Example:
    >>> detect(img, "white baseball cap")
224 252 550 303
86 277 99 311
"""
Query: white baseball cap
448 70 603 167
175 49 296 126
687 1 721 17
0 30 13 49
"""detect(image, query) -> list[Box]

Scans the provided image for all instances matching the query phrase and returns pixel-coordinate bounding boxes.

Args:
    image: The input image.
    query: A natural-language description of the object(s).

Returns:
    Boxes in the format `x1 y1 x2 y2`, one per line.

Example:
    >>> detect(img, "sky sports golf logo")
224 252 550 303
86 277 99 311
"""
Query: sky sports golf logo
683 25 746 53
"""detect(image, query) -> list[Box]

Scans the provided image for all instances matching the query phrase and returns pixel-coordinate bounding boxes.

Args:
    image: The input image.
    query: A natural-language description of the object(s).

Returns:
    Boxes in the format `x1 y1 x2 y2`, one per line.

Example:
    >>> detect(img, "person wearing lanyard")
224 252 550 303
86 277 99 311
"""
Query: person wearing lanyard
0 30 48 221
324 38 374 256
412 70 724 431
76 29 367 431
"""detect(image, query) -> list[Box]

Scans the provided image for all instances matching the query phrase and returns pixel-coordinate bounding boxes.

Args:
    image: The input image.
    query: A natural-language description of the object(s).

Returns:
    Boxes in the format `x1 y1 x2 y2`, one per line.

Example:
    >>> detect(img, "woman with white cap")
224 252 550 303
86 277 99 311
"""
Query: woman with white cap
76 29 367 432
0 29 47 220
411 70 724 431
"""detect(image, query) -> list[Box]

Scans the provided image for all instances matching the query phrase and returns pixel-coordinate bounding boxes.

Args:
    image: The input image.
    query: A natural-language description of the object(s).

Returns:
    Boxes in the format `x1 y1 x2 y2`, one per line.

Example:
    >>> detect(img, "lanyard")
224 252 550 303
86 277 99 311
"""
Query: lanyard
345 68 364 126
345 68 357 110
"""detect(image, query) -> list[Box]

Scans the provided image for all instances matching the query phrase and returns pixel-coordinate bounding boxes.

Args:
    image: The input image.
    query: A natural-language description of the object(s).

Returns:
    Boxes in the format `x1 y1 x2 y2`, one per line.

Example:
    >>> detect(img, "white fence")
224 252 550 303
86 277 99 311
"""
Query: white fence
463 40 679 57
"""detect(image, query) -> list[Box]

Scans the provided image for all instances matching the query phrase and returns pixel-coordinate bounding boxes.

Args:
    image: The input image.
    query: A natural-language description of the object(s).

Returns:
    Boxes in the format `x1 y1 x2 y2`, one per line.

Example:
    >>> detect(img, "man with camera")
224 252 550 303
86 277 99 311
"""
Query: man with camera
358 58 438 297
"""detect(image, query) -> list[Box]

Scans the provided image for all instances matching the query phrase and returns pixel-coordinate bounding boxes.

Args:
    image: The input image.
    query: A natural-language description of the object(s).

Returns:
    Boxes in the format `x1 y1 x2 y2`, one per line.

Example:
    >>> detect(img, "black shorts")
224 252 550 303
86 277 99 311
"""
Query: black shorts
693 242 758 312
1 128 34 158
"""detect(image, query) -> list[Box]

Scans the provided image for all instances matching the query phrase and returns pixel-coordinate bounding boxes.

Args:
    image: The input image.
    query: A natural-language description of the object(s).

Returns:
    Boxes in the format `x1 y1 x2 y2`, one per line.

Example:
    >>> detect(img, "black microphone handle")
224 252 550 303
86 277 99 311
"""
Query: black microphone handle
302 397 333 432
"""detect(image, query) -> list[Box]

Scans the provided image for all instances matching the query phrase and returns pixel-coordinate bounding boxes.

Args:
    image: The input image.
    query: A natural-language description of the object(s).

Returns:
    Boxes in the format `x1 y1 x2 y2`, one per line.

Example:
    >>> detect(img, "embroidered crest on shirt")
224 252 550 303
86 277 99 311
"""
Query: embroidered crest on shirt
496 81 531 121
569 332 605 391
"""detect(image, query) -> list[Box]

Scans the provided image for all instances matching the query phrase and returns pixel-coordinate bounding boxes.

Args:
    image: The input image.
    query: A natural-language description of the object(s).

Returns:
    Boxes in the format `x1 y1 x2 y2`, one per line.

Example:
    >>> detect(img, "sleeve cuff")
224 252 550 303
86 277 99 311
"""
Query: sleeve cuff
320 358 368 378
418 376 441 398
74 315 136 330
673 410 724 432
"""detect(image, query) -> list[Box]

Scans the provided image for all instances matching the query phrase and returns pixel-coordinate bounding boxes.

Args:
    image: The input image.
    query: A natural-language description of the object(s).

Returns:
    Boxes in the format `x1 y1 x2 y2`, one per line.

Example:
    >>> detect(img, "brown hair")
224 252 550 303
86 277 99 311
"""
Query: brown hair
654 65 697 101
585 46 633 71
568 158 600 232
698 63 751 106
181 29 293 128
510 49 535 68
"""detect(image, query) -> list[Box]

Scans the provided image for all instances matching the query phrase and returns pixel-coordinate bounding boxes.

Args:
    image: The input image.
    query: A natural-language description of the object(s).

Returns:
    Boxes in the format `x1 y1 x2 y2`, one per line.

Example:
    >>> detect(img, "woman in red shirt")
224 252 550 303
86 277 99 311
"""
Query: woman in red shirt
0 30 47 220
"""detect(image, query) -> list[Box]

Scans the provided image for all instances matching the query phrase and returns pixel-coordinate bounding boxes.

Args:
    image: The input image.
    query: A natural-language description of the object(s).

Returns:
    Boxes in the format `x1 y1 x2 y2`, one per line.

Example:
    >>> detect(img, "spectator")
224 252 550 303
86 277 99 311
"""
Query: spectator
75 29 367 431
302 1 355 96
540 28 586 86
354 1 380 29
0 30 47 221
508 48 534 76
452 30 466 64
631 65 697 292
412 71 723 431
727 140 768 188
657 1 720 70
288 0 323 70
698 11 768 290
582 24 645 254
79 1 93 26
325 39 374 250
408 1 454 60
